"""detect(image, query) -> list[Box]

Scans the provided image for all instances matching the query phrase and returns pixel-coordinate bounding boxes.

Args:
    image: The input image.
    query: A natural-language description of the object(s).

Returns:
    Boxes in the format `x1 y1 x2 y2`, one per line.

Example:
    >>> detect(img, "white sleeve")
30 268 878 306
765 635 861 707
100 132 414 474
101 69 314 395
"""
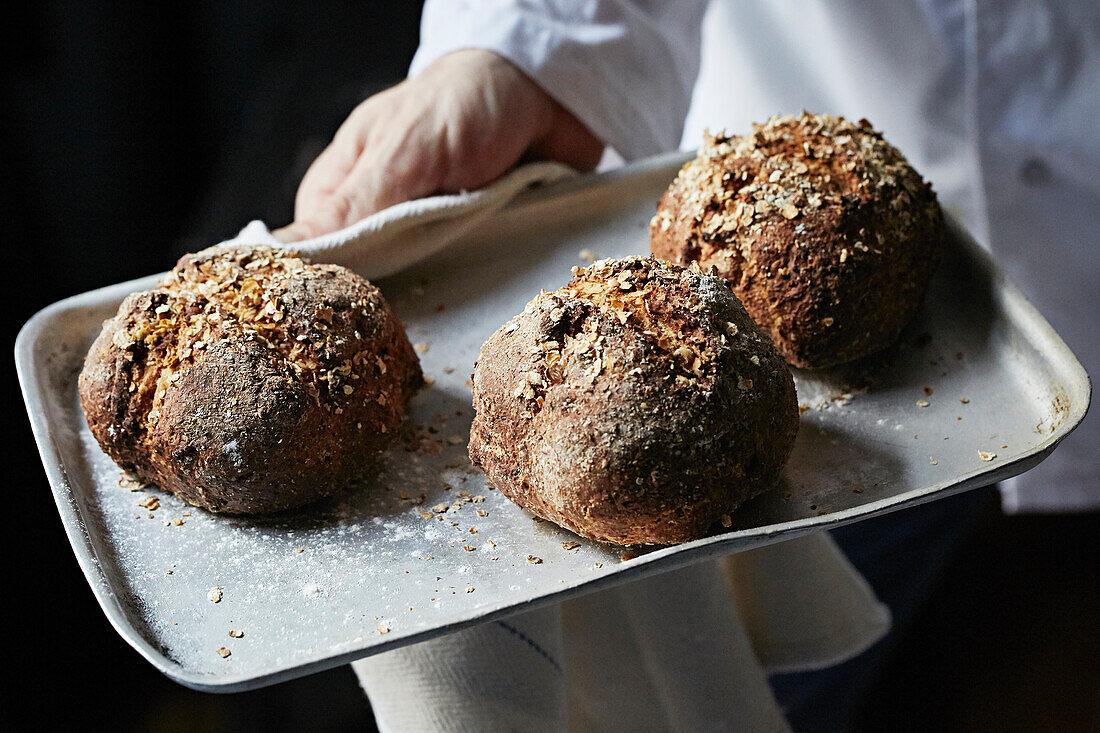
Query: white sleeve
410 0 710 161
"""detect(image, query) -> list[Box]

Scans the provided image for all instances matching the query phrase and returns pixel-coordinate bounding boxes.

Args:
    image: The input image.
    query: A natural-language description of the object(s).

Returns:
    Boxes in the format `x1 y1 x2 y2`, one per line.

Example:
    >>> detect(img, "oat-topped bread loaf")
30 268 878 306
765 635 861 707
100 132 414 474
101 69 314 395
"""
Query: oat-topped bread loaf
469 257 798 545
79 244 422 514
650 112 945 368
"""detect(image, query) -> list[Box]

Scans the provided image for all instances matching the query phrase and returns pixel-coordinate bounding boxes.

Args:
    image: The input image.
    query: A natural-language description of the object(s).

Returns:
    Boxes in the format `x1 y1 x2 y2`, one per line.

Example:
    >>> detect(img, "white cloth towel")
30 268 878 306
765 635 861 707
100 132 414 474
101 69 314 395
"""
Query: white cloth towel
353 533 890 733
223 163 890 731
221 161 575 279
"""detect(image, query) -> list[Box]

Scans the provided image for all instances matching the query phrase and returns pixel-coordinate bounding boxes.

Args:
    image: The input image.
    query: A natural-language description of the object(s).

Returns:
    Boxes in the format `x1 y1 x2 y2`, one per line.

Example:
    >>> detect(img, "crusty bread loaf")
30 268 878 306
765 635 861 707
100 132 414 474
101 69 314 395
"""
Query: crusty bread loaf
469 257 798 545
650 112 945 368
79 244 422 514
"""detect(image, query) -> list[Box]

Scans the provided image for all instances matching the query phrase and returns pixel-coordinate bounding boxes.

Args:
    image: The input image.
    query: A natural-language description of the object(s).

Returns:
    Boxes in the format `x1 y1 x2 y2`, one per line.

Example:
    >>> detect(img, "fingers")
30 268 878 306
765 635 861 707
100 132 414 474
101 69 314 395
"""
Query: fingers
271 196 351 242
273 147 359 242
274 99 379 242
275 127 440 242
274 50 606 243
293 103 372 214
292 142 354 224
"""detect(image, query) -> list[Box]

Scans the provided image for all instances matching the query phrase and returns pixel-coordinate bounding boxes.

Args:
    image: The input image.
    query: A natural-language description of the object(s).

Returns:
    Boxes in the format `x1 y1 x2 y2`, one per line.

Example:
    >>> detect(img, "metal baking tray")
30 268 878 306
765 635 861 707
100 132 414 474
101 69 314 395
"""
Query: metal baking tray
16 152 1090 692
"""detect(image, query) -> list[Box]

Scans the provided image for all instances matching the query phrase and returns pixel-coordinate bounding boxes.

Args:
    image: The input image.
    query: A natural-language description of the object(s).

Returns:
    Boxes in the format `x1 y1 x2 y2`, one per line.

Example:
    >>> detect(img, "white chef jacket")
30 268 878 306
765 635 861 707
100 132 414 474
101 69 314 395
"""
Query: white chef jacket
411 0 1098 512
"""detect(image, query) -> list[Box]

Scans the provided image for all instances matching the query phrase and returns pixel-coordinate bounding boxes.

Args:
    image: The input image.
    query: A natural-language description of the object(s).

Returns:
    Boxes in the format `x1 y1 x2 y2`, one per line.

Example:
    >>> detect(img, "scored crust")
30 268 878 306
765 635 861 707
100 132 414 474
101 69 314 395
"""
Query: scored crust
650 112 945 368
469 257 798 546
78 244 422 514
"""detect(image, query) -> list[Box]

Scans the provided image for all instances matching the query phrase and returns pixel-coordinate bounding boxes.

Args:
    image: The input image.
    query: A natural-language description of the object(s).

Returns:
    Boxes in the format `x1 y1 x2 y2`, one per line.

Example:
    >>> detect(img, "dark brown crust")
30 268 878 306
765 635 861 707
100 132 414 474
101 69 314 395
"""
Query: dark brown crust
469 257 798 546
650 112 945 368
78 244 422 514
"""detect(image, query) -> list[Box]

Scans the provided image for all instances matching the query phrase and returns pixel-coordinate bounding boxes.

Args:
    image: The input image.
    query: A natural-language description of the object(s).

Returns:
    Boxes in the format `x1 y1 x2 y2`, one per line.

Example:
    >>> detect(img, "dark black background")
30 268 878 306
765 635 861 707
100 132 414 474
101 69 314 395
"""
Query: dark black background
5 3 1096 731
4 3 422 730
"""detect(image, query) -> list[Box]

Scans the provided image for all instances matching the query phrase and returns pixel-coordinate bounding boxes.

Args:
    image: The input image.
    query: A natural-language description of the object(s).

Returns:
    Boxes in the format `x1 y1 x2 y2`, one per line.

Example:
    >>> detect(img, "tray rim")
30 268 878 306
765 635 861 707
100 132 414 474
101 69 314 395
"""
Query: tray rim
15 152 1092 692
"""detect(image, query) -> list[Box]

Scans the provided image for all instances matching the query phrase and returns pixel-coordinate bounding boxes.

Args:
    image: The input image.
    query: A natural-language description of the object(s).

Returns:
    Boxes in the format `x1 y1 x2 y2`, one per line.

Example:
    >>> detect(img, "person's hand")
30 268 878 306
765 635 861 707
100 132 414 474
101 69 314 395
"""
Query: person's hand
273 49 604 242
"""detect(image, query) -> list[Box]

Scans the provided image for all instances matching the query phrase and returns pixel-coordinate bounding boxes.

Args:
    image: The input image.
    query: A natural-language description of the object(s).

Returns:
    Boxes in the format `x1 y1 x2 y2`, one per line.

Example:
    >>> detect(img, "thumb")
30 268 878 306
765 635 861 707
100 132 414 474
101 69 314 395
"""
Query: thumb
529 106 605 172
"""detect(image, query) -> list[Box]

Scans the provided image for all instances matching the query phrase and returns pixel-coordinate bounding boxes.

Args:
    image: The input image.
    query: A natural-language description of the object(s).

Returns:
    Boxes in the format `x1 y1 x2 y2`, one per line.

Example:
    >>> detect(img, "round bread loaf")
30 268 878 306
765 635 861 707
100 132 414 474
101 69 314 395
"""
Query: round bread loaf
79 244 422 514
650 112 945 368
469 257 798 545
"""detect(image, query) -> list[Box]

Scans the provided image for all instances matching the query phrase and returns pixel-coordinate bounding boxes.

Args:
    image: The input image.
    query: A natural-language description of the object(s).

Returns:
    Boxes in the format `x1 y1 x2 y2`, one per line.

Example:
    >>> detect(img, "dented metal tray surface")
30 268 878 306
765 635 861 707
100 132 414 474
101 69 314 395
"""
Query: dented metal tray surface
16 152 1090 692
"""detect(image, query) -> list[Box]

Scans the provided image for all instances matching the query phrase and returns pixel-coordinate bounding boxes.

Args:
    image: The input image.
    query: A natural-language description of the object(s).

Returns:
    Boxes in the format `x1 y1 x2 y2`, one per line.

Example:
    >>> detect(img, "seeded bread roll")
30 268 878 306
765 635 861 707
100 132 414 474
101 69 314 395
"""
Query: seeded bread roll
650 112 945 368
79 244 422 514
469 257 798 545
